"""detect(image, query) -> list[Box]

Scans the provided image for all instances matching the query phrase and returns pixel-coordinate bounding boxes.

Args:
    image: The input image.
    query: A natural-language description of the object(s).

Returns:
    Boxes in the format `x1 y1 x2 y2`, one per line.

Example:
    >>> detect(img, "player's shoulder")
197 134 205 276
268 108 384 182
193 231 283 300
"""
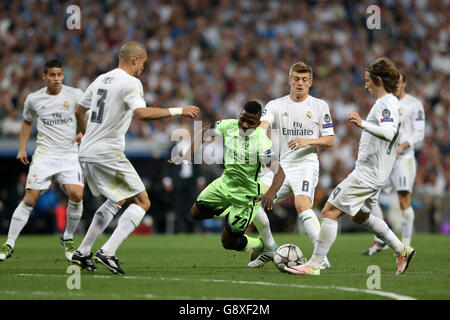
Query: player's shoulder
265 95 289 108
25 87 46 103
307 95 329 108
379 93 399 108
62 85 84 96
215 119 237 128
404 93 423 107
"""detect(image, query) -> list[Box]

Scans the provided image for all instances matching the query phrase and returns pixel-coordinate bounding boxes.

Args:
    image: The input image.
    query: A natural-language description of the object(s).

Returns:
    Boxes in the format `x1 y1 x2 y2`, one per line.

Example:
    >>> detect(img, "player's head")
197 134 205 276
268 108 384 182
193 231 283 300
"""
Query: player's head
394 70 407 98
238 101 262 132
43 59 64 94
365 57 400 97
119 41 147 77
288 61 313 101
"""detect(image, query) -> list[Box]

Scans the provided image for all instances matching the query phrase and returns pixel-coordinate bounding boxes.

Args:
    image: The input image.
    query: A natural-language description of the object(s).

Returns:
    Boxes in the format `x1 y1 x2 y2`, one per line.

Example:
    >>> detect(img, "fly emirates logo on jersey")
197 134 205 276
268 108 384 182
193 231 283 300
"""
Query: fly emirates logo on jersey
41 112 74 126
281 121 314 136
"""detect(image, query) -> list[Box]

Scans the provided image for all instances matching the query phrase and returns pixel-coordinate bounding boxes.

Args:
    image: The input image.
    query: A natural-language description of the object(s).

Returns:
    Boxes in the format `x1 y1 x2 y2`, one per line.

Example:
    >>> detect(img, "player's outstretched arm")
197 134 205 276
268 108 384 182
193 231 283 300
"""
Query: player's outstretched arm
134 105 200 121
349 112 396 141
17 120 33 165
261 161 285 211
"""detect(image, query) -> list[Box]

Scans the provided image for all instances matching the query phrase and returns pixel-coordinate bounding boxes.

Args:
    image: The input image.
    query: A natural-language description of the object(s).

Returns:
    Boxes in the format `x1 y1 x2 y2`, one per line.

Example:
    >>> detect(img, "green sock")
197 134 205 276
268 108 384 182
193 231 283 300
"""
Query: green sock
242 235 263 252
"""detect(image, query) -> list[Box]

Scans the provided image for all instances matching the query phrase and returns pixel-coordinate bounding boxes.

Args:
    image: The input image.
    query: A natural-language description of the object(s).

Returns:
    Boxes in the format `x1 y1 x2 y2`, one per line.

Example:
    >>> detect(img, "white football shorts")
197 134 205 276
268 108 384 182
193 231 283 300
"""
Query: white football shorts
26 154 84 191
80 156 145 203
327 174 381 217
261 161 319 206
388 157 416 193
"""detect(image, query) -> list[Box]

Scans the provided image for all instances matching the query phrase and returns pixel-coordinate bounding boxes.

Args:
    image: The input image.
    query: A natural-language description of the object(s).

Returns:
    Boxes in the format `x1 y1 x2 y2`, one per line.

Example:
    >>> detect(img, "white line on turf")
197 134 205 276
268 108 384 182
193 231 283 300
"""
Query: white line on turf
16 273 416 300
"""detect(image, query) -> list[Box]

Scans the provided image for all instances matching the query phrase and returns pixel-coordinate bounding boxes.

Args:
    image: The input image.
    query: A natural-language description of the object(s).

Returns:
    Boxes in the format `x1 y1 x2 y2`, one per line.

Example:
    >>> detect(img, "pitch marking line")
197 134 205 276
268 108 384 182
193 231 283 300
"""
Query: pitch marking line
16 273 416 300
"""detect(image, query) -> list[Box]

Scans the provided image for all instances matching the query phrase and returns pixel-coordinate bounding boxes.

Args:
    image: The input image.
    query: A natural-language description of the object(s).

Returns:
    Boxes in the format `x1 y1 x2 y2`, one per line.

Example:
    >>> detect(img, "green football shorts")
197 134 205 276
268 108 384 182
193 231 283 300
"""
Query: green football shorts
196 177 261 234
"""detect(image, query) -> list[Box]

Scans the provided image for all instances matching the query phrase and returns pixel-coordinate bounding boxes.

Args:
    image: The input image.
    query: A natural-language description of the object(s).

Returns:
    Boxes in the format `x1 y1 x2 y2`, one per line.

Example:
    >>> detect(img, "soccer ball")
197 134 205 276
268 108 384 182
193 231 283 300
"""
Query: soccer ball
274 244 307 273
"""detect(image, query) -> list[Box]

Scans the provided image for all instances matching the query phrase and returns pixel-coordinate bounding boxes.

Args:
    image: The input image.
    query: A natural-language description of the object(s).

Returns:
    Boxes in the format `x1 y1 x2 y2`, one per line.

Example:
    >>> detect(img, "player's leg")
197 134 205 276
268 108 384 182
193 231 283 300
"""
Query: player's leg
221 203 263 253
95 191 150 274
353 192 415 275
362 200 389 255
0 189 40 261
59 184 84 260
285 201 343 275
392 158 416 246
398 191 414 246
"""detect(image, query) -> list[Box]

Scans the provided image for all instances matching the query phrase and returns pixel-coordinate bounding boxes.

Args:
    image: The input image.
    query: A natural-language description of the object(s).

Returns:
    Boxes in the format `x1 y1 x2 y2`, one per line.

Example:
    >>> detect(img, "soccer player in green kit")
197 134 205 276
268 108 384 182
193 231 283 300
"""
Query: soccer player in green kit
170 101 285 253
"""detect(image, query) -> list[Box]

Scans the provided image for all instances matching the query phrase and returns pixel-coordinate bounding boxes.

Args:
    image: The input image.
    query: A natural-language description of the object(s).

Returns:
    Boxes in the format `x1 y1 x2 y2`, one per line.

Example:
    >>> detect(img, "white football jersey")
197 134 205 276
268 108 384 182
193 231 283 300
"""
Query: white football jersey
261 95 334 166
351 94 400 189
396 93 425 159
23 85 84 158
78 68 146 162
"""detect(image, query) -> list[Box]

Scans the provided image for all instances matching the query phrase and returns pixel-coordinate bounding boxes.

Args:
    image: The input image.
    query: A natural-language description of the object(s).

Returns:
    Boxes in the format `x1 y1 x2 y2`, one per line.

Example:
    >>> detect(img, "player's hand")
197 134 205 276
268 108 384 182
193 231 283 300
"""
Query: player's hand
72 132 83 145
348 112 363 127
396 141 409 155
17 149 29 166
168 155 192 165
260 191 276 211
182 106 200 119
288 137 310 150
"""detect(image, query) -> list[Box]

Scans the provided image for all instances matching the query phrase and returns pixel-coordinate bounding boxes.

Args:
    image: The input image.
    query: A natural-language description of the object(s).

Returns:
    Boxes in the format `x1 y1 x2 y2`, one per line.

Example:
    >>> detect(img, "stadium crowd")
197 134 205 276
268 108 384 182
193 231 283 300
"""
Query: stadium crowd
0 0 448 233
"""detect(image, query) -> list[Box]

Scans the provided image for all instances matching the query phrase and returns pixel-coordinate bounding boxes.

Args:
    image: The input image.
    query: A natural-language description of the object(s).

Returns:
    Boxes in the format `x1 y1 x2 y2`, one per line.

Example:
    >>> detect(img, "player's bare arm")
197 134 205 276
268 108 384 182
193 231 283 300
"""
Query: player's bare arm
17 119 33 165
134 105 199 121
396 141 410 155
288 135 333 150
259 120 270 130
261 161 285 211
75 104 89 135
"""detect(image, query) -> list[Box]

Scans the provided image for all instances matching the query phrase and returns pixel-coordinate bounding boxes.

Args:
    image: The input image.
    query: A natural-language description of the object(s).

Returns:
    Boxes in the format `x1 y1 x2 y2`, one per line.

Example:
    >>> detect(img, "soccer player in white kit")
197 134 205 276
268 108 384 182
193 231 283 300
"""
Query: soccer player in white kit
362 70 425 255
285 57 416 276
71 41 199 274
248 62 334 269
0 59 85 262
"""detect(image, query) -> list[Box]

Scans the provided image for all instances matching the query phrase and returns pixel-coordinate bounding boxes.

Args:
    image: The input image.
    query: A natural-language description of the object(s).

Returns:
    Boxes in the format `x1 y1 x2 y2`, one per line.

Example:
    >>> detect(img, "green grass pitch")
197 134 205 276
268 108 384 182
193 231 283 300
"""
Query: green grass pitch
0 233 448 300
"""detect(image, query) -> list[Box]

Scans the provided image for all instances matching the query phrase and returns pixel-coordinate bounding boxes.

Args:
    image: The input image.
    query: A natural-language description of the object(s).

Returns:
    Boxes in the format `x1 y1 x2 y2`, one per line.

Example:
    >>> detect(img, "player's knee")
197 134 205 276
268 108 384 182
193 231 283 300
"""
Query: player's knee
221 235 237 250
142 198 151 211
23 194 38 207
189 205 202 220
352 211 370 225
68 192 83 204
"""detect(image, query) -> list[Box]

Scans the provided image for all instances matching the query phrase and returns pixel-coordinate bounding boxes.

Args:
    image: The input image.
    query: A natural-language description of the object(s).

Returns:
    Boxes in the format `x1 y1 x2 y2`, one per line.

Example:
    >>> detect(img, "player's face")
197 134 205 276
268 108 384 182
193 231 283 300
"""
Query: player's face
364 71 377 97
238 112 261 133
395 75 406 98
43 67 64 94
134 54 147 77
289 72 312 100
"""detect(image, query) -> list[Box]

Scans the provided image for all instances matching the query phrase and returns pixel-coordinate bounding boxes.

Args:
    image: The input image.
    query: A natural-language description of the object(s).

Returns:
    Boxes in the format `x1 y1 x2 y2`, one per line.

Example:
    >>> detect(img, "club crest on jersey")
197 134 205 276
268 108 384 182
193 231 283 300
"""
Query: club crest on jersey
306 111 312 119
381 108 393 122
63 101 70 109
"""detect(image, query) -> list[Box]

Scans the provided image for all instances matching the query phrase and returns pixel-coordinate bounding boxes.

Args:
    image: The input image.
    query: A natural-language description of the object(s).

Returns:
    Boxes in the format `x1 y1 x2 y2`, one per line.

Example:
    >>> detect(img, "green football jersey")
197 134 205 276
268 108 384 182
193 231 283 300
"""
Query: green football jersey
213 119 273 200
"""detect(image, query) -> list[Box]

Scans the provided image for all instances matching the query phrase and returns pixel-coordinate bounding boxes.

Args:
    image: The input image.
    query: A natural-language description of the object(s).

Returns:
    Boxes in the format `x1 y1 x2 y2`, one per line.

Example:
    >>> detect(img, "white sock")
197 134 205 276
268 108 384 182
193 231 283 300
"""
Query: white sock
101 204 146 256
371 202 385 244
401 207 414 246
308 218 338 269
299 209 321 247
77 200 121 256
360 215 404 255
253 207 277 251
63 200 83 240
6 202 33 249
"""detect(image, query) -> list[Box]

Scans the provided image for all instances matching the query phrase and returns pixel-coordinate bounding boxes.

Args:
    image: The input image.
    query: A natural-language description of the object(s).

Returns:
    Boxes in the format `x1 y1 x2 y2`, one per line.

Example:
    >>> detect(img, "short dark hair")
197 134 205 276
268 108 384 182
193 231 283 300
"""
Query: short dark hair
243 101 262 115
44 59 63 74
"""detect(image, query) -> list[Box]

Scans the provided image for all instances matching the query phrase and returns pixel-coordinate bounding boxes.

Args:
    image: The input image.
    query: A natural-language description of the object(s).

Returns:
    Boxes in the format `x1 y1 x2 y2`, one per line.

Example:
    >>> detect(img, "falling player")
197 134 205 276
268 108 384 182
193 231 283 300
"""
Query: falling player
248 61 334 269
285 57 415 276
170 101 286 256
0 59 85 262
